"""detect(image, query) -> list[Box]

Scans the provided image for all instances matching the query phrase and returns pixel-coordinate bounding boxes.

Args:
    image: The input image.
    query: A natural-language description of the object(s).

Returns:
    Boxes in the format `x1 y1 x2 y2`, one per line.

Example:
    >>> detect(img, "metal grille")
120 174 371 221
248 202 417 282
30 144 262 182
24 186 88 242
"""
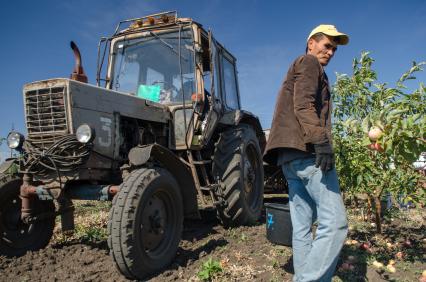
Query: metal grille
25 86 68 148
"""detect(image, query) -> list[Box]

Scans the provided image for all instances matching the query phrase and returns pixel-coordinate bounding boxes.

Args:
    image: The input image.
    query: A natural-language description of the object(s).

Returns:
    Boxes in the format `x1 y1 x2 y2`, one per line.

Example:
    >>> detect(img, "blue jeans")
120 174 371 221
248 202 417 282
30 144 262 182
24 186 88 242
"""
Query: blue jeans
282 157 348 282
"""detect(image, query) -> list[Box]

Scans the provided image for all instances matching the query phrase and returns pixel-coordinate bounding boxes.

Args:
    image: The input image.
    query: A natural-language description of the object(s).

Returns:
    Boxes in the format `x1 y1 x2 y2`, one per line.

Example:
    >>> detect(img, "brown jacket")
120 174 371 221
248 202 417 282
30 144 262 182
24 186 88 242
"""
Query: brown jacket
263 54 332 165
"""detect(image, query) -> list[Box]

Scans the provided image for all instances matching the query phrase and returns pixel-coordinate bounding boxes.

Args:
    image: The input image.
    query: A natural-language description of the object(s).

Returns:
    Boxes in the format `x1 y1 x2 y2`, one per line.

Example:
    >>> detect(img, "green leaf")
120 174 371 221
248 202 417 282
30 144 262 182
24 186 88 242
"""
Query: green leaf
356 175 363 186
374 120 385 131
387 109 405 119
361 136 372 146
361 116 370 133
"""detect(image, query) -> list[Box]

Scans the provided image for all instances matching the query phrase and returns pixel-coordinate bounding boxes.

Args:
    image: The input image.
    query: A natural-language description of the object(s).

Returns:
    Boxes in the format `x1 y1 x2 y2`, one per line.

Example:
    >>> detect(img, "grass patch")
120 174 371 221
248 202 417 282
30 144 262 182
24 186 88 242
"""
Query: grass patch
197 257 223 281
52 200 110 244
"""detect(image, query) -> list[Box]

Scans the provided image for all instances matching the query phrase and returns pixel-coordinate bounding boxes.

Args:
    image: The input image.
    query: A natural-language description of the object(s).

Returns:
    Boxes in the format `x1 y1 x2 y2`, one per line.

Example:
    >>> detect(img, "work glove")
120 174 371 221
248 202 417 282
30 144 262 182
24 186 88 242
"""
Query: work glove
314 142 334 171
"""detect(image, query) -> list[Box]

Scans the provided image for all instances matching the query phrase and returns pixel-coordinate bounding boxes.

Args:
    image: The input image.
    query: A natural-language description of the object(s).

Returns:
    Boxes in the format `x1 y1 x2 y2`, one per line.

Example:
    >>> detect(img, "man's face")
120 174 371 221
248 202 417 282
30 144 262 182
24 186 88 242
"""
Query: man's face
307 35 337 66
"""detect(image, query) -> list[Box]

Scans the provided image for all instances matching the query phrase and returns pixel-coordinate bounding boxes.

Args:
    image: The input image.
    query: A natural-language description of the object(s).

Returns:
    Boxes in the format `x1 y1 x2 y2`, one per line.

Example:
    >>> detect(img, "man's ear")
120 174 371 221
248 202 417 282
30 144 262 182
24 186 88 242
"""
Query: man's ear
307 38 314 53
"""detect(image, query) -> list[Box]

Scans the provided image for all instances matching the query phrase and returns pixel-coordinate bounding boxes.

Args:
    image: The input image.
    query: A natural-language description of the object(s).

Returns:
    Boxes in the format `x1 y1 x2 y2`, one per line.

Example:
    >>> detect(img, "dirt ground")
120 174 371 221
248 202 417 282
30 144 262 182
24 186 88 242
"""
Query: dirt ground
0 197 425 282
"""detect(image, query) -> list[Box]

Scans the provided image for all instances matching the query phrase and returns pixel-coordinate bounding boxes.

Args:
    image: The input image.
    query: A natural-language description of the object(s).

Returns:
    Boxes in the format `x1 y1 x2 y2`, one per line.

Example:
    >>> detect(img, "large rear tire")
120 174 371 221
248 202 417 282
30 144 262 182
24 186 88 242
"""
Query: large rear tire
212 124 264 227
0 173 55 257
108 167 184 280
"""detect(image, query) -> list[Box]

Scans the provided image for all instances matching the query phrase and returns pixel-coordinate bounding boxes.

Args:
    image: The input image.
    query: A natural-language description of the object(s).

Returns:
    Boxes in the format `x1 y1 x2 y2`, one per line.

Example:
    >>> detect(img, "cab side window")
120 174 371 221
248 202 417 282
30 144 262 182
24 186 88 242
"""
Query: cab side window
221 55 240 110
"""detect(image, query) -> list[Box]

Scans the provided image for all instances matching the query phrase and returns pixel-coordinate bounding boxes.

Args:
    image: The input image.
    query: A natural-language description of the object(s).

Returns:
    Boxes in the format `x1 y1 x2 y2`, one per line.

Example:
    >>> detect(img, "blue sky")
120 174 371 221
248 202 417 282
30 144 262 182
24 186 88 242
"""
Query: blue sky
0 0 425 160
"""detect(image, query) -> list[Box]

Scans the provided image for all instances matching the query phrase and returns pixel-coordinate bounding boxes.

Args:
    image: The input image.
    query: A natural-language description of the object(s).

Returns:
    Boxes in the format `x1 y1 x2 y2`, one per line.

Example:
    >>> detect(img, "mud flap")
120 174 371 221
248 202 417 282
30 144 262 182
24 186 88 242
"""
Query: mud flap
0 158 18 175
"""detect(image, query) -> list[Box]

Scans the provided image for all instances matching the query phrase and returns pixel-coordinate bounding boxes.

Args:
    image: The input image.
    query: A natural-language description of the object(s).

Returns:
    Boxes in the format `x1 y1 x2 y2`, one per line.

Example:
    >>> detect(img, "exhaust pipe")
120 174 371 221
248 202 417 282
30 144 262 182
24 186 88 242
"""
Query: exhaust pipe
70 41 88 83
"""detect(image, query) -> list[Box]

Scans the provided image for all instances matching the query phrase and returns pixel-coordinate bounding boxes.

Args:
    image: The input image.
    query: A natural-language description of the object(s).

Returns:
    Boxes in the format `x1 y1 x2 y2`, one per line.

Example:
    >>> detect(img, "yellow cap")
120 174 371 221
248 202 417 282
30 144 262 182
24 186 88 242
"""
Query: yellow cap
307 24 349 45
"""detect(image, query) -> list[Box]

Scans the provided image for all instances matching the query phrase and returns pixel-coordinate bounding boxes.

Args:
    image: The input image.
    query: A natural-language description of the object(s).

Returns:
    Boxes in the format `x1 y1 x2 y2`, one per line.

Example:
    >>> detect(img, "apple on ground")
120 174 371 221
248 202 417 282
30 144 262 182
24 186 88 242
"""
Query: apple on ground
340 262 352 272
386 264 396 273
347 255 357 263
359 242 371 251
372 260 384 268
403 239 412 248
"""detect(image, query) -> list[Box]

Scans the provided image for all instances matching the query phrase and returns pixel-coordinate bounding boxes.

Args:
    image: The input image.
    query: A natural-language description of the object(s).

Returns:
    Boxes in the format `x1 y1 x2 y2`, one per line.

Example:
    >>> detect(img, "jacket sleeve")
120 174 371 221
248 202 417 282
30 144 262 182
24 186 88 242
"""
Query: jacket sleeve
293 55 328 144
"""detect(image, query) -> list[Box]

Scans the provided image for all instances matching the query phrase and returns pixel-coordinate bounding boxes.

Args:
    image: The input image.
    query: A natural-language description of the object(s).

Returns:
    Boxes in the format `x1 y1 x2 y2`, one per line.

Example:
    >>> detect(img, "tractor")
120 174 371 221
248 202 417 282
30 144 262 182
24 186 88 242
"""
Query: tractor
0 11 285 280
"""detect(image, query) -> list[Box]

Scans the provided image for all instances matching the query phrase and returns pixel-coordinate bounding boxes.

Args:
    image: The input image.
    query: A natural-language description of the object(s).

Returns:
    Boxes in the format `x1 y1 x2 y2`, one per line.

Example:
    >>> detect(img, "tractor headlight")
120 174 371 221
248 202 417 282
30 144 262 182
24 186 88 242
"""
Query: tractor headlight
7 131 25 150
76 124 94 144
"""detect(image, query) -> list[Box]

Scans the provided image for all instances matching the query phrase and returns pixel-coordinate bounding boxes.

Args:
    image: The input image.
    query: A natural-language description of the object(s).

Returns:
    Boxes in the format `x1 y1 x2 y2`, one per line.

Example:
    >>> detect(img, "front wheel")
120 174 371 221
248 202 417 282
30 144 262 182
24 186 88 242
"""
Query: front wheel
0 173 55 257
108 167 184 280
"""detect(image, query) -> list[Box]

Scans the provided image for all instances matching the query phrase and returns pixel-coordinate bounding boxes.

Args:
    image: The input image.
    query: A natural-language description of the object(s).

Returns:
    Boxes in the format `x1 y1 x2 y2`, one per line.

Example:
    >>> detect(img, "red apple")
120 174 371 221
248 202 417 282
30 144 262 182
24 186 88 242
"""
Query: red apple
340 262 353 272
395 251 404 259
359 242 371 251
374 142 384 152
367 143 376 150
366 142 384 152
403 239 412 248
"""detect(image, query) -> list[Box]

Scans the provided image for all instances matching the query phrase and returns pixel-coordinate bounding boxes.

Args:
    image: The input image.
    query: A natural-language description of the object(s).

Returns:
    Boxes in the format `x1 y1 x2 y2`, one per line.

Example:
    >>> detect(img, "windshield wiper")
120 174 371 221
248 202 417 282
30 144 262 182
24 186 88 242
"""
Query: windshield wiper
149 31 188 62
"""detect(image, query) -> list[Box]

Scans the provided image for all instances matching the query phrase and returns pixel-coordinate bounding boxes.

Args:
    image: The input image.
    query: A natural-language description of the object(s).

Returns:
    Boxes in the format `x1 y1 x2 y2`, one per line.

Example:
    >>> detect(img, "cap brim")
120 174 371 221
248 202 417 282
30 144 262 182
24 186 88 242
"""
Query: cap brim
324 31 349 45
334 34 349 45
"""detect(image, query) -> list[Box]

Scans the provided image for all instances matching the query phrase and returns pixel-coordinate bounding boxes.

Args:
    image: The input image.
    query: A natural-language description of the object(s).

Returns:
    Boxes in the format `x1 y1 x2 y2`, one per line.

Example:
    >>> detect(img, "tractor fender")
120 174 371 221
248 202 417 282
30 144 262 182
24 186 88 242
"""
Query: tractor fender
128 144 200 219
219 110 266 153
0 158 18 175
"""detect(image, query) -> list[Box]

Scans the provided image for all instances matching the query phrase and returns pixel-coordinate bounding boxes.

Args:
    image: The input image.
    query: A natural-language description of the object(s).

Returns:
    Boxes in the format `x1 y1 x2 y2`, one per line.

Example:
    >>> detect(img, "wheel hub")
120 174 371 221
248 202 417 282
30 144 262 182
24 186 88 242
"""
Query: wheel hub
141 195 167 251
243 144 261 210
244 159 255 195
149 211 164 235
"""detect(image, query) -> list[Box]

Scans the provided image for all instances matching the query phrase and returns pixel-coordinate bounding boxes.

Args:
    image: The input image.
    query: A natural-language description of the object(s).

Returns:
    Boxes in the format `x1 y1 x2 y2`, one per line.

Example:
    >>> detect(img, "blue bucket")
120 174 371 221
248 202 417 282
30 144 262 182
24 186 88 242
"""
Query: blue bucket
265 202 292 246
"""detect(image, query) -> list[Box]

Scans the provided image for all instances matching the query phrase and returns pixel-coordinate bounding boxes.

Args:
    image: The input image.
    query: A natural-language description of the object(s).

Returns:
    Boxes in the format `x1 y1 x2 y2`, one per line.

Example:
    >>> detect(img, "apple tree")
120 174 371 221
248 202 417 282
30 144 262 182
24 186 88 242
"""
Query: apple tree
332 52 425 233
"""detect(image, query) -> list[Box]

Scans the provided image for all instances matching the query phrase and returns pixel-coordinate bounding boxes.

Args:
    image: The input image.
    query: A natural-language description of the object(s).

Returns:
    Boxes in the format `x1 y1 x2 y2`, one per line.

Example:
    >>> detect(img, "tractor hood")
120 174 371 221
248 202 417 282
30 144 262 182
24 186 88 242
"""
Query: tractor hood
23 78 170 148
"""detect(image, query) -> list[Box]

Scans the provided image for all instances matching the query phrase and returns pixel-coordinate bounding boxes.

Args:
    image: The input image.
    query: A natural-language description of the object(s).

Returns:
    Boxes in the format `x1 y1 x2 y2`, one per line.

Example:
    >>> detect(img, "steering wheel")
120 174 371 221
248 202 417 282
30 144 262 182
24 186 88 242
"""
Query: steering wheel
151 81 180 102
151 81 179 93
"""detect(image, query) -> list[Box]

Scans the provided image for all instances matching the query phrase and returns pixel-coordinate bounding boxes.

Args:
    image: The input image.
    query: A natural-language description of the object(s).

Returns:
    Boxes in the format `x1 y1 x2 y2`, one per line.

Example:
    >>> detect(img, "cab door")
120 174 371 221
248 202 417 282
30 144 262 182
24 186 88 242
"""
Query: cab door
220 51 241 111
198 31 224 146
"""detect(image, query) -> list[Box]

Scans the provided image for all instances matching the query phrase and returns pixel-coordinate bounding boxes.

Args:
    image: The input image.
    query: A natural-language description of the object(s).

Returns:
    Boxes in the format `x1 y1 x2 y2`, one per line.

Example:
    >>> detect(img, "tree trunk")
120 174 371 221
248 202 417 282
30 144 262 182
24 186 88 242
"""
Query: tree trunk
373 196 382 234
366 197 372 221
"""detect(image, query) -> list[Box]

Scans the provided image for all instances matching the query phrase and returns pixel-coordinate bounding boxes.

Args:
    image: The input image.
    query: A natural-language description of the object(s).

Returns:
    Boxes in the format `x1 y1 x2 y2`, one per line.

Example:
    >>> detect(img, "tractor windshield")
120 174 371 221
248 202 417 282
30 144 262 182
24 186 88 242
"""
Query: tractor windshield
111 29 195 104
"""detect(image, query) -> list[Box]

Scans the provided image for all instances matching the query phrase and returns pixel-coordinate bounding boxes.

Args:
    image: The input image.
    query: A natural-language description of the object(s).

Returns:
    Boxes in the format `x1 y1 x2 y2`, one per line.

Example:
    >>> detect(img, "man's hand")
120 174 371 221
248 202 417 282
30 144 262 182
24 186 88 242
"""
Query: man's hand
314 142 334 171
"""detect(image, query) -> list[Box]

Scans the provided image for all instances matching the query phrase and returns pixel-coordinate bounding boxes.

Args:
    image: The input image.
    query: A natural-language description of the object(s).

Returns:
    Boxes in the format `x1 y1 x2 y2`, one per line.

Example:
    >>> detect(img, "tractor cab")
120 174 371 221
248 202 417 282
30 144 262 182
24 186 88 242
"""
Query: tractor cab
109 28 196 104
98 11 241 149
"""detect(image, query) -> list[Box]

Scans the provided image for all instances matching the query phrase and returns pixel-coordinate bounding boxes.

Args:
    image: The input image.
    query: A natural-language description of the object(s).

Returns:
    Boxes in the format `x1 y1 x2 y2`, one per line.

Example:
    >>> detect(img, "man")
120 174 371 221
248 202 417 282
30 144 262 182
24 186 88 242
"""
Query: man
263 25 349 282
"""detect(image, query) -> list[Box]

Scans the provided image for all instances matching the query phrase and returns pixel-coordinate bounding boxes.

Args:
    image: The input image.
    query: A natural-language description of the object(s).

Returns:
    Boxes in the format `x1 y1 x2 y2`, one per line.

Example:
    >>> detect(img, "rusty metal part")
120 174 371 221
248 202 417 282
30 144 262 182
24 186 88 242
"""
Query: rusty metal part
70 41 88 83
22 183 120 201
20 174 35 223
64 184 120 201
